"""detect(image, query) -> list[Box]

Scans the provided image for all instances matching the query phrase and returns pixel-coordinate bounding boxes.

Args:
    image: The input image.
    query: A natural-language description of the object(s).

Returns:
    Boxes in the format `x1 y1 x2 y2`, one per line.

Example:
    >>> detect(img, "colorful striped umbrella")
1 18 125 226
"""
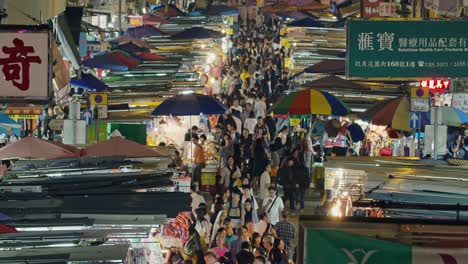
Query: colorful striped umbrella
370 96 411 131
437 106 468 127
271 89 350 116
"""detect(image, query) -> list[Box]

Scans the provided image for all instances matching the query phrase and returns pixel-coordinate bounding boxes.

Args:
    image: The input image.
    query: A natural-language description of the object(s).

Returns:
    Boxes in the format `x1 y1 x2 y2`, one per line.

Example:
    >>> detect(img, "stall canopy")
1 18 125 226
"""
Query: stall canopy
81 136 162 158
287 17 325 27
202 5 240 16
291 60 345 79
110 36 152 50
84 50 140 71
126 25 166 39
302 75 369 92
143 12 168 25
0 113 21 129
276 11 311 20
150 4 184 17
152 93 227 116
0 137 80 160
117 42 150 54
133 52 170 61
171 27 223 39
332 19 346 28
71 72 110 92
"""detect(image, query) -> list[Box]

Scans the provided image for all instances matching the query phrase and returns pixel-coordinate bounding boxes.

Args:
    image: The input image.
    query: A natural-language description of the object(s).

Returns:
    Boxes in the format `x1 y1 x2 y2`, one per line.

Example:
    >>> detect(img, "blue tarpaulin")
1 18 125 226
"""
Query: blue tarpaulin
287 17 325 28
126 25 166 39
152 94 227 116
0 113 21 129
171 27 222 39
71 73 109 92
332 19 346 28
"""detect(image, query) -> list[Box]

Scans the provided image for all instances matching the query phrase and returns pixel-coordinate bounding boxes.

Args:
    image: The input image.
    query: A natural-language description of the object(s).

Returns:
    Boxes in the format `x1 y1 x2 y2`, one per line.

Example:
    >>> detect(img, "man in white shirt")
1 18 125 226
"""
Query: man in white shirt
262 186 284 225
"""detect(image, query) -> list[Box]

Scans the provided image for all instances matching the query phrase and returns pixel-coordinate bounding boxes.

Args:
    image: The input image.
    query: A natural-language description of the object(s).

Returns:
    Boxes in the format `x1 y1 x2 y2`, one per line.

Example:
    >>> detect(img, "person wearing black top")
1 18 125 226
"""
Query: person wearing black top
236 241 255 264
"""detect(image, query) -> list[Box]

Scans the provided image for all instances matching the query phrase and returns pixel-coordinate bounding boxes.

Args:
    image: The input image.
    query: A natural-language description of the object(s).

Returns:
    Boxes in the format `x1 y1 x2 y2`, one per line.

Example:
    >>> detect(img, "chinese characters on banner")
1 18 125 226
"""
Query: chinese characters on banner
0 32 49 98
362 0 400 18
420 79 450 94
347 20 468 79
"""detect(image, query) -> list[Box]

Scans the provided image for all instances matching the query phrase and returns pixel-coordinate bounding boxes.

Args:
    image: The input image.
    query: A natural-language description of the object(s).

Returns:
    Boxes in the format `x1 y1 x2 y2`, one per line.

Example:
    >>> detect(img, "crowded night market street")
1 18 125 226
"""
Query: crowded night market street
0 0 468 263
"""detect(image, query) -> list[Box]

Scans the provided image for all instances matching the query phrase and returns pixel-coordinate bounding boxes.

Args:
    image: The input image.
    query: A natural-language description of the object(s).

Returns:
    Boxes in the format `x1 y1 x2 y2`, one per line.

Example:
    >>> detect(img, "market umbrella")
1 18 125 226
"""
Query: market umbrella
0 113 21 129
71 72 110 92
126 25 166 39
171 27 223 40
325 119 341 137
287 17 325 28
271 89 350 116
436 106 468 127
0 137 80 160
82 136 162 158
369 96 411 132
151 94 227 116
346 123 364 142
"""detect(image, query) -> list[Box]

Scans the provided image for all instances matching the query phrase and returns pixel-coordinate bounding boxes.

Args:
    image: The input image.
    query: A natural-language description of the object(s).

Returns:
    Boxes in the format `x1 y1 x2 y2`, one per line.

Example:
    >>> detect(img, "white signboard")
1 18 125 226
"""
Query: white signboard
411 98 430 112
0 32 49 98
452 93 468 113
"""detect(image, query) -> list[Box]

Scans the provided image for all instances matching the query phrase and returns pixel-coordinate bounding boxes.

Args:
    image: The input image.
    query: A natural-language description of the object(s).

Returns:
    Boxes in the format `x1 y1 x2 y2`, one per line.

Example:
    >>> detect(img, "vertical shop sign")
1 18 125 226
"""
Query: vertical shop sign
0 29 50 99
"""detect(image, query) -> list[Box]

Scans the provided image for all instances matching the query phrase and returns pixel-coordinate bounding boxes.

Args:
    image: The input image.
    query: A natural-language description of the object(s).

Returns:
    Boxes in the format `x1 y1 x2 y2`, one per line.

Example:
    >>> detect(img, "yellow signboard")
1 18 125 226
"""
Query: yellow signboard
411 87 429 99
10 114 37 120
226 28 234 35
290 118 300 126
90 93 108 105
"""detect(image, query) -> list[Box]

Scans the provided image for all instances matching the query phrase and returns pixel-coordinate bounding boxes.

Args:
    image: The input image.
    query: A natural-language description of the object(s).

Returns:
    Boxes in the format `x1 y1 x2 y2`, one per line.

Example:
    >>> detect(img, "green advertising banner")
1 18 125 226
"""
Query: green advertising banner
346 20 468 79
305 229 468 263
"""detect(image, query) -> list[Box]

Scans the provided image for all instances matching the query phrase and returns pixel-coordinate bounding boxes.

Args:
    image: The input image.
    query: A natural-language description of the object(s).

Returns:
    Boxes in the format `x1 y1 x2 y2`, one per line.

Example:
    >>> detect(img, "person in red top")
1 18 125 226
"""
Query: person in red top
192 134 206 187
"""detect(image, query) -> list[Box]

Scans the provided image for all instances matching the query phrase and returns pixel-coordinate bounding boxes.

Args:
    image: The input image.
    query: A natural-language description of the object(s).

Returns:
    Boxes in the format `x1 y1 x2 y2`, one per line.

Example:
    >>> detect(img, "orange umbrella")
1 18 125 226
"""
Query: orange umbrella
82 137 163 158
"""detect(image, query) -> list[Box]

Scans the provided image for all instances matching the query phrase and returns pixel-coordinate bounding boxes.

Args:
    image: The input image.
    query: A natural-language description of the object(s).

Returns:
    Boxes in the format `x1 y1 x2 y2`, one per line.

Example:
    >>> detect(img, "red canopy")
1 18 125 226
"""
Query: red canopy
81 137 163 158
0 224 17 234
0 137 79 160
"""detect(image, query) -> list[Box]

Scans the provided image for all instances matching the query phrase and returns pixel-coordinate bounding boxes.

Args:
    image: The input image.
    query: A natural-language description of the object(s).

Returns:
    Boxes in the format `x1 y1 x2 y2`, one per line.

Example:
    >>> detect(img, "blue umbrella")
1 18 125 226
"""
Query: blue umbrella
151 94 227 116
0 113 21 129
71 73 109 92
288 17 325 28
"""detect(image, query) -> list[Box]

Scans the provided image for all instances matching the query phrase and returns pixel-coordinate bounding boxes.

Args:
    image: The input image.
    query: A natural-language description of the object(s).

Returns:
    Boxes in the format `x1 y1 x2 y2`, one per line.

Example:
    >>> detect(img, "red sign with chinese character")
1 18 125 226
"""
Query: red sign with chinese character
0 31 49 99
362 0 383 18
420 79 450 94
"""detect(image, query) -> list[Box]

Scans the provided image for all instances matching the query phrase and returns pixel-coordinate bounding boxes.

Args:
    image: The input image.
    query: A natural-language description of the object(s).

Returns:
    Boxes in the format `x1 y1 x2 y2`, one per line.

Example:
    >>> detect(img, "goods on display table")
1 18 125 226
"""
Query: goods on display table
153 212 191 249
324 167 368 217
